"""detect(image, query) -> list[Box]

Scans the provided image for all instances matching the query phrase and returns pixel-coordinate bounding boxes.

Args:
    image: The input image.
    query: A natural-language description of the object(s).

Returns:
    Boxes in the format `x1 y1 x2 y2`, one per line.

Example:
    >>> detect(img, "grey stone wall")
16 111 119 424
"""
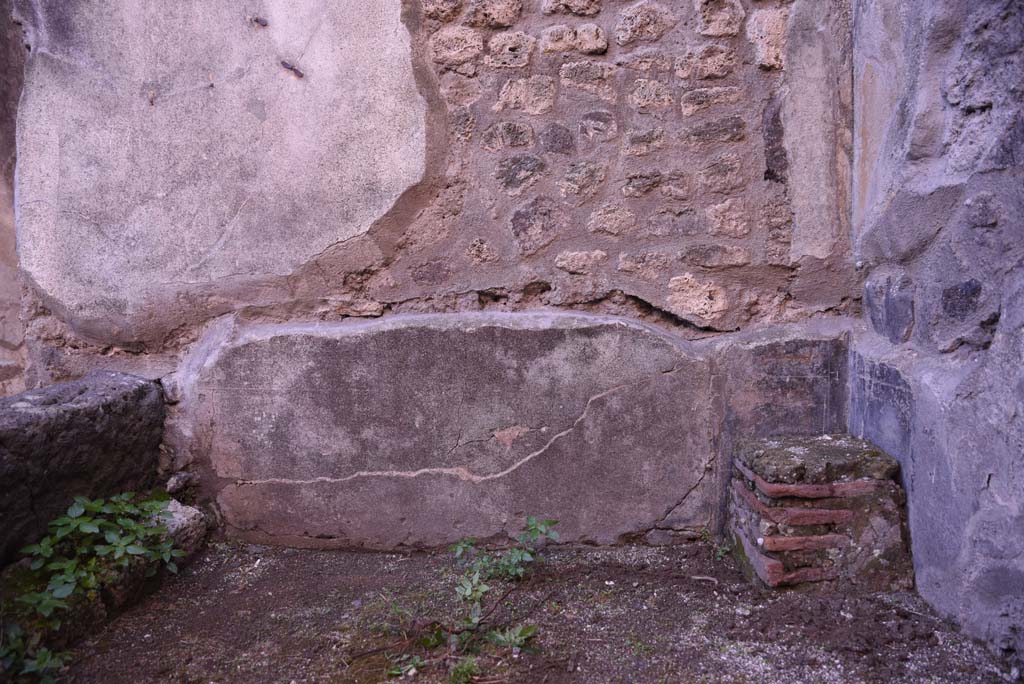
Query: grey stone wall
850 0 1023 664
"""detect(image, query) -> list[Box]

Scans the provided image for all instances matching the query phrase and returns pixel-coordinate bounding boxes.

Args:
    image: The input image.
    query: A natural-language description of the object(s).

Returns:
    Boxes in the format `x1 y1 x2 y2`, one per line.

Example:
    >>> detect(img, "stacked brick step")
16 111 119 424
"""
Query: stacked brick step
729 434 913 590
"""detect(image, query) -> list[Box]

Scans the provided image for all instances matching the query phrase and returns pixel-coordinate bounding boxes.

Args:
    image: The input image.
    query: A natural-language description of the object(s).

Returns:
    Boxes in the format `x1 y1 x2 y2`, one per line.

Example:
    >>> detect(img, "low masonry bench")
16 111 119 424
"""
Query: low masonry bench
729 435 913 590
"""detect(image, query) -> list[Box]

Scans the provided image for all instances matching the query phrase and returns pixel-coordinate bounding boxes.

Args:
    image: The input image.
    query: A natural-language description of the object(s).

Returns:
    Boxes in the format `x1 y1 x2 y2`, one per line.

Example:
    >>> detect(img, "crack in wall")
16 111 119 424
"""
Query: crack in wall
653 460 714 530
232 376 651 487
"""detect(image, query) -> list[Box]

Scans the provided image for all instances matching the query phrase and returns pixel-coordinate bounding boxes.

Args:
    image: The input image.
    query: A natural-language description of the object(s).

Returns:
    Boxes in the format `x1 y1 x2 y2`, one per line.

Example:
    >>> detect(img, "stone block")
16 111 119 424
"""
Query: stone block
719 333 848 439
863 266 915 344
177 313 718 548
0 372 165 565
615 1 677 46
542 0 601 16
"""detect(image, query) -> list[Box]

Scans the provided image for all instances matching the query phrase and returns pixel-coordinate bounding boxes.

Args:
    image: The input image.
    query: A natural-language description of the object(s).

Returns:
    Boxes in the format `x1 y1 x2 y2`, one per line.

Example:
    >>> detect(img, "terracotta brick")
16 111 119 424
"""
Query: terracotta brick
732 480 854 526
736 528 837 587
761 534 849 552
734 460 883 499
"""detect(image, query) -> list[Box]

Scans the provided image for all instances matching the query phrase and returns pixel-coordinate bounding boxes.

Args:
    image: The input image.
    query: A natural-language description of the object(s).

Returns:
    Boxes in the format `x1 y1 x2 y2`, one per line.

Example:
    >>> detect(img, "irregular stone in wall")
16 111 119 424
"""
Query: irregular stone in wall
558 161 607 204
466 238 500 263
555 250 608 275
675 44 738 80
699 153 745 194
441 72 483 105
706 198 750 238
464 0 523 28
941 280 982 321
587 203 637 235
616 48 673 73
646 207 702 238
0 372 165 565
485 31 536 68
666 273 729 324
762 94 789 182
432 25 485 69
629 78 674 112
625 127 666 156
186 314 716 547
929 272 1000 352
863 266 915 344
694 0 745 38
538 123 576 155
963 192 1002 228
510 196 564 254
482 121 535 151
541 0 602 16
623 170 663 197
559 61 618 102
540 24 608 55
495 154 546 195
683 115 746 143
494 75 557 114
659 171 691 201
578 110 619 142
615 1 678 46
449 107 475 141
680 86 741 116
424 0 464 22
15 2 428 341
617 251 672 280
747 8 789 70
680 244 751 269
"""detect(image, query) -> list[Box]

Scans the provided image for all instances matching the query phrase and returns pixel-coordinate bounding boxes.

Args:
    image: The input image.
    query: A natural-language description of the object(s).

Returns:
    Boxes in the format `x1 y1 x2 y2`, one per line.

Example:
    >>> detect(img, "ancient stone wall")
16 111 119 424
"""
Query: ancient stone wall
3 0 858 550
8 0 854 385
849 0 1023 663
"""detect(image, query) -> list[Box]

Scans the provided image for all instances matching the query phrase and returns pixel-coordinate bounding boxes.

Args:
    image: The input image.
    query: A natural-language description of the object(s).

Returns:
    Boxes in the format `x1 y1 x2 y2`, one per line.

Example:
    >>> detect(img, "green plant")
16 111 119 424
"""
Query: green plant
449 656 480 684
1 623 65 684
366 517 558 681
700 527 731 562
486 623 537 650
1 492 185 683
386 653 424 678
453 516 559 583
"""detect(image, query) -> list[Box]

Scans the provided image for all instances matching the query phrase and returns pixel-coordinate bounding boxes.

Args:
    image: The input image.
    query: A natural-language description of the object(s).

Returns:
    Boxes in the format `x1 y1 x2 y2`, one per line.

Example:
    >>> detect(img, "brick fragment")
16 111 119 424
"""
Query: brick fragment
734 459 884 499
761 534 849 552
732 480 854 526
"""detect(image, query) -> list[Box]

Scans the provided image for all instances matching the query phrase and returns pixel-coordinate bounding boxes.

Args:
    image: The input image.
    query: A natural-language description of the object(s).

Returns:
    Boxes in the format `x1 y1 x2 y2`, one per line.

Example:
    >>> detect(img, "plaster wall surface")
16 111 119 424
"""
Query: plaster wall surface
0 0 25 395
850 0 1023 663
13 0 428 347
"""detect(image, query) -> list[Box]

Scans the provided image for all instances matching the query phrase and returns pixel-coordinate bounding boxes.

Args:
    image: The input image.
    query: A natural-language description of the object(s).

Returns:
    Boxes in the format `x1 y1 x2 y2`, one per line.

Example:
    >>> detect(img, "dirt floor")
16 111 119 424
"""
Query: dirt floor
65 541 1010 684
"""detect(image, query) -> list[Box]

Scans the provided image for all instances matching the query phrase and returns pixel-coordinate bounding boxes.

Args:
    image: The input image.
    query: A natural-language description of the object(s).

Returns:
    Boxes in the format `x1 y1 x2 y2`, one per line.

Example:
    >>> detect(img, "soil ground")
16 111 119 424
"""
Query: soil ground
66 541 1009 684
